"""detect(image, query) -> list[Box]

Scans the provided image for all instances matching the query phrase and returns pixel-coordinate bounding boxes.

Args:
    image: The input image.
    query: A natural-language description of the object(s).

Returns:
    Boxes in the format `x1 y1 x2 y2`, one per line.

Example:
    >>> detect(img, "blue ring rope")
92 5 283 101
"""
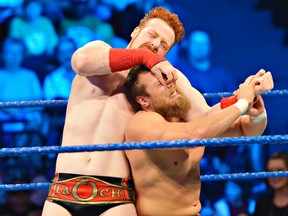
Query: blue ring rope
0 135 287 157
0 99 67 108
0 90 287 191
0 171 287 191
0 89 287 108
203 89 288 98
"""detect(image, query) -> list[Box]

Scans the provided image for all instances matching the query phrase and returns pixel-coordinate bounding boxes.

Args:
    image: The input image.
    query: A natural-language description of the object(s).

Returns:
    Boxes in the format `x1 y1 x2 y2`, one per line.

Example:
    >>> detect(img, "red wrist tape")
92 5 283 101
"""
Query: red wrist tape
109 48 166 72
220 95 238 109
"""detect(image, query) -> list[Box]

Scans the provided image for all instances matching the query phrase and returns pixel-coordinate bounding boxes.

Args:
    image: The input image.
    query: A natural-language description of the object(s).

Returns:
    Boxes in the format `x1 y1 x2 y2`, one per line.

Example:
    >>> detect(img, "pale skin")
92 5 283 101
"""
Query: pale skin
124 72 269 216
41 15 274 216
42 18 178 216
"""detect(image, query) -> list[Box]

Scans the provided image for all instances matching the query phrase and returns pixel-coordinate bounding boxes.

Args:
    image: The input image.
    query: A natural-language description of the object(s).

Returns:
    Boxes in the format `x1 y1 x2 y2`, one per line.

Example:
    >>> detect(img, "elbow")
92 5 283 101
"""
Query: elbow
71 40 111 76
71 50 89 76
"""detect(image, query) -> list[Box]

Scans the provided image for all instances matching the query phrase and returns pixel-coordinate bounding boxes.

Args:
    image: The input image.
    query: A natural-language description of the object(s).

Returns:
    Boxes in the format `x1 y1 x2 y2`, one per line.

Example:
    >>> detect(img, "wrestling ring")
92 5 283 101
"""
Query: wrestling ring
0 89 288 192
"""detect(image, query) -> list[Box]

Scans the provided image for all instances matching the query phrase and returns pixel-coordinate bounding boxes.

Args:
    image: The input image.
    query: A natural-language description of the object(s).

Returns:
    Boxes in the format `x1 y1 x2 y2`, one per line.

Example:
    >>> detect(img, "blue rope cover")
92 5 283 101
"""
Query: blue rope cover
0 135 287 157
0 90 287 191
0 99 67 108
0 171 287 191
203 89 288 99
0 89 287 108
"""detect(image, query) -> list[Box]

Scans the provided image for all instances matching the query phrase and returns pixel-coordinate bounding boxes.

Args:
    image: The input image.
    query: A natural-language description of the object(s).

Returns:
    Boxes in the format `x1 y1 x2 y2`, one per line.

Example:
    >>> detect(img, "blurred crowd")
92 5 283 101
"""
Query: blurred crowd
0 0 287 215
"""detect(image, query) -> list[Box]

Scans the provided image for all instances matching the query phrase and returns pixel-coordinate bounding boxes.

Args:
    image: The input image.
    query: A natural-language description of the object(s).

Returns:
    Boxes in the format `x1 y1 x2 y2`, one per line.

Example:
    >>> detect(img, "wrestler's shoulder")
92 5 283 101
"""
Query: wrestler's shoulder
133 111 165 123
83 40 112 49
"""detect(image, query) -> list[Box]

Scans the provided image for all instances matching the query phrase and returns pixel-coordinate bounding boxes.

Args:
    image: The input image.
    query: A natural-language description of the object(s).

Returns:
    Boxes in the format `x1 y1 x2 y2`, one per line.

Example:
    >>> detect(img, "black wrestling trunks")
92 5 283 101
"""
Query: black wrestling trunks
46 173 135 216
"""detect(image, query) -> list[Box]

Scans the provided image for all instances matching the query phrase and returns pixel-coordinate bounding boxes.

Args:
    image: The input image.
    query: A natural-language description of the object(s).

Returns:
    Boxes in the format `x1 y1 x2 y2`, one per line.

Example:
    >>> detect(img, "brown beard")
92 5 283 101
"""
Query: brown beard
153 91 191 120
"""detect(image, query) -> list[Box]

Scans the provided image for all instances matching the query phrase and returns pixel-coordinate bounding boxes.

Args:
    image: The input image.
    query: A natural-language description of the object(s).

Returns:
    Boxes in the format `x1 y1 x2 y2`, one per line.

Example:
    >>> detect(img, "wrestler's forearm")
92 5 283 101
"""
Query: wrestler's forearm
72 40 166 77
239 95 267 136
202 105 247 138
240 115 267 136
184 103 247 140
71 41 112 76
220 115 267 137
206 103 221 115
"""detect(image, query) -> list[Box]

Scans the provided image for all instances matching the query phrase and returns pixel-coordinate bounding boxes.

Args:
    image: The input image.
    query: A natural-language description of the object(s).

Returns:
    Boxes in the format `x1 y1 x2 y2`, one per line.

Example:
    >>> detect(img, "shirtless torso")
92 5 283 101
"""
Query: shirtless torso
126 146 204 216
125 100 210 216
42 11 182 214
57 72 134 177
41 7 273 214
42 69 137 216
124 66 272 216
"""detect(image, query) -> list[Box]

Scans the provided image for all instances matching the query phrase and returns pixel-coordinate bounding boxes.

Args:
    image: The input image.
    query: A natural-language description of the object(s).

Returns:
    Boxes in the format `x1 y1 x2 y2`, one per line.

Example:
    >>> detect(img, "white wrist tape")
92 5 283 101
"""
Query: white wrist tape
251 109 267 123
233 99 248 114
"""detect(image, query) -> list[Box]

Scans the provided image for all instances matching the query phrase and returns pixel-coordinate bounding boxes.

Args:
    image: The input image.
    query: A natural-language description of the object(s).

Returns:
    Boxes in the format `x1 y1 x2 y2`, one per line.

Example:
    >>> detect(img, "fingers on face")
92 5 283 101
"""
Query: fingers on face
162 69 178 85
158 74 165 85
165 73 172 84
172 70 178 82
159 70 170 84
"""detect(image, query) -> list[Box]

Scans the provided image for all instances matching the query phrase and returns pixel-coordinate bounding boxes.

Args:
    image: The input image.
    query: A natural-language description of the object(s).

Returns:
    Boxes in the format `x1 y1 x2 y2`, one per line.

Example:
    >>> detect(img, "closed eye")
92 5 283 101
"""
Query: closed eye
149 32 157 38
161 43 169 51
155 82 162 87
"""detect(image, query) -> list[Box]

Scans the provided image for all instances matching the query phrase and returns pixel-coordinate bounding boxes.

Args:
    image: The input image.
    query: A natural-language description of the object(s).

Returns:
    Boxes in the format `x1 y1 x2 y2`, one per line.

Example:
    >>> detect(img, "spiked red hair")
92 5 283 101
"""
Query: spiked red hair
138 7 185 44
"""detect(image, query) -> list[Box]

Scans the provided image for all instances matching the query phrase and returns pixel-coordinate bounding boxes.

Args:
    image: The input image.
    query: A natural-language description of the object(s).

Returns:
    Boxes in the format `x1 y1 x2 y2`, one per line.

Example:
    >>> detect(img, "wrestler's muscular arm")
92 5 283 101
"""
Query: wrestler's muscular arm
175 70 211 121
125 83 255 143
71 41 112 76
221 70 273 137
175 69 271 137
221 95 267 137
197 69 273 116
250 69 274 96
71 40 177 84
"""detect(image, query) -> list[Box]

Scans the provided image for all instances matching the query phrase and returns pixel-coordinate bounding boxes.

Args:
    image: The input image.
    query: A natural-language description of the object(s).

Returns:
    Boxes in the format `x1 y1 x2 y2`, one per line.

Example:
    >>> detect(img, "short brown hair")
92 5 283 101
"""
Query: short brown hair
138 7 185 44
124 65 150 111
267 151 288 170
